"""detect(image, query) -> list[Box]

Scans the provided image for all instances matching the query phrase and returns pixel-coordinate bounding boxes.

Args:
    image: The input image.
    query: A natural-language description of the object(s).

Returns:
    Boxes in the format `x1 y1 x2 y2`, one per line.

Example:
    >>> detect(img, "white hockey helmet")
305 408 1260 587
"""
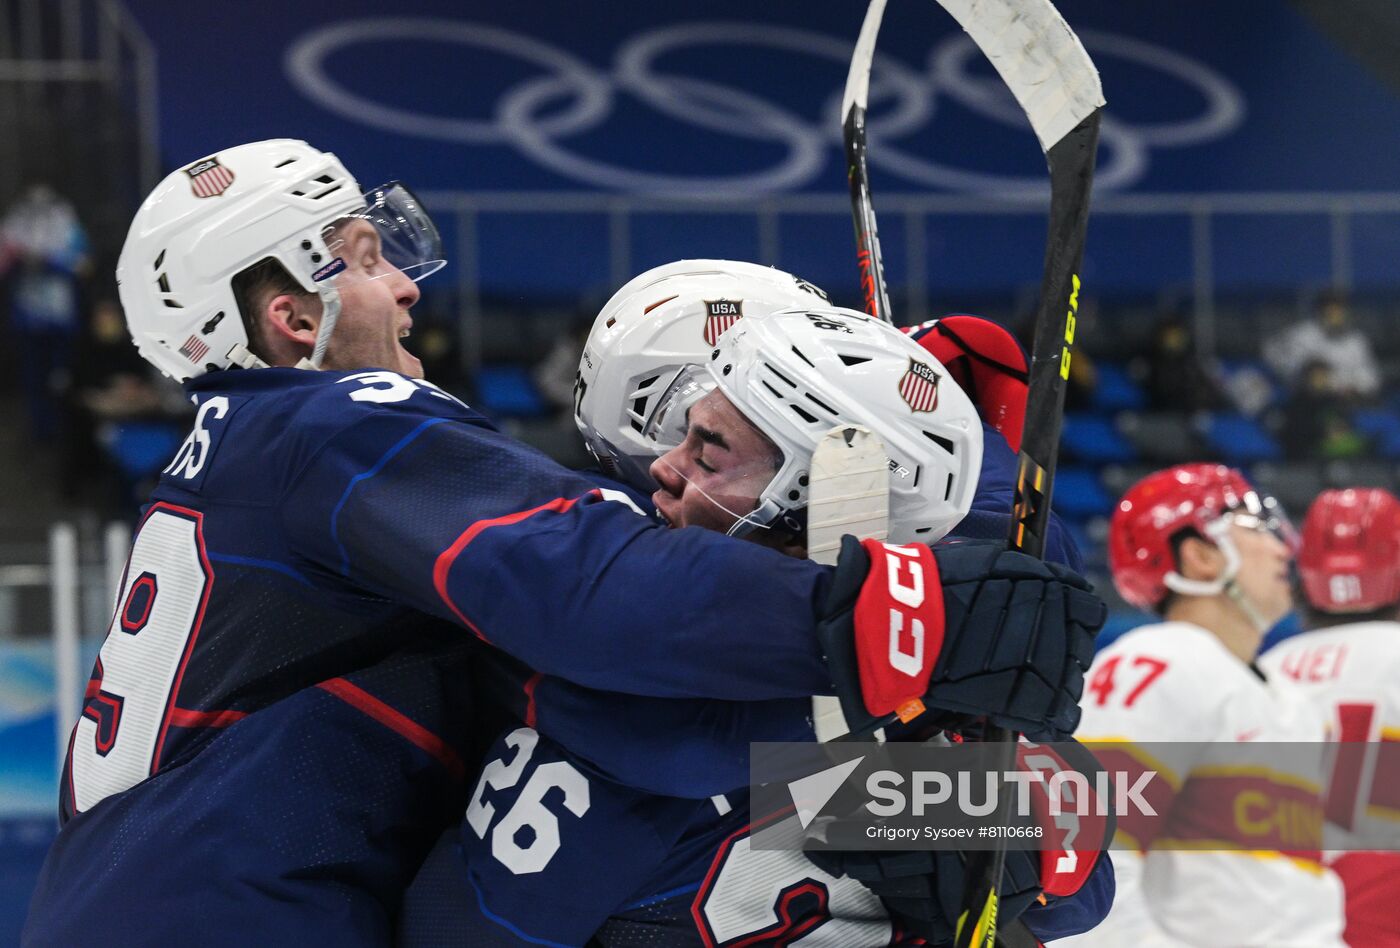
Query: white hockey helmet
652 305 984 544
116 139 444 380
575 259 829 487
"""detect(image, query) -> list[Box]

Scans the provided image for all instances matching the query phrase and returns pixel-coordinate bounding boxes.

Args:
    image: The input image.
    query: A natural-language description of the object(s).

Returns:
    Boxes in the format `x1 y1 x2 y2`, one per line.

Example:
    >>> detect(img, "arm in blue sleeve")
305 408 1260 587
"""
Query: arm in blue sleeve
282 404 836 700
529 676 813 797
1022 853 1115 942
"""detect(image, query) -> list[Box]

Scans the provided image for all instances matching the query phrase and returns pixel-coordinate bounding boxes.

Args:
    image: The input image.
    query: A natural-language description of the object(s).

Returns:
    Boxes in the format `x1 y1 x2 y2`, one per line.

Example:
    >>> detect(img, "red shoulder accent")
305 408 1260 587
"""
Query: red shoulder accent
318 677 465 782
432 490 601 642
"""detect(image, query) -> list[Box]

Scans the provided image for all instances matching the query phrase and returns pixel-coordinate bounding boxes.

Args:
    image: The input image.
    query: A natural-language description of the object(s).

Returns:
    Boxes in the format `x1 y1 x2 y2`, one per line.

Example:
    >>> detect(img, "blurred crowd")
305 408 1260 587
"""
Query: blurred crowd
1 179 1395 541
0 183 190 519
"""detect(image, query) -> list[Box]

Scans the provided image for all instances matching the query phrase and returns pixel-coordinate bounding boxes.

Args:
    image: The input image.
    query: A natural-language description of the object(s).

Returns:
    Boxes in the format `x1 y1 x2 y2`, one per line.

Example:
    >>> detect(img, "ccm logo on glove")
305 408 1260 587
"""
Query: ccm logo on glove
854 539 945 716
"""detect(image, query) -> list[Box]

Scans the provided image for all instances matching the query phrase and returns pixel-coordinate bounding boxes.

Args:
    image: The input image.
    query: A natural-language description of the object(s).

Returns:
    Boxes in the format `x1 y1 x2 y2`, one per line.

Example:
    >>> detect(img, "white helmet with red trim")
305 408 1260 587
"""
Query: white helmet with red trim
117 139 444 380
574 259 829 487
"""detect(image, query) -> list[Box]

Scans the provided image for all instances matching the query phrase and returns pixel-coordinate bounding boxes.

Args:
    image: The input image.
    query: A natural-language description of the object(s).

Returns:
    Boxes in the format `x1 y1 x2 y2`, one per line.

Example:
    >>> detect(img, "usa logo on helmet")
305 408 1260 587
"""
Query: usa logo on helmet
898 360 941 413
185 157 235 198
703 300 743 346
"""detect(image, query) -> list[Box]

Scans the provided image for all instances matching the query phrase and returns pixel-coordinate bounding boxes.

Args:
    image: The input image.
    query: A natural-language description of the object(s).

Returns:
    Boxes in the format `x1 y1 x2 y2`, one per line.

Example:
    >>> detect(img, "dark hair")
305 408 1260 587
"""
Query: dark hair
229 257 312 360
1153 526 1206 615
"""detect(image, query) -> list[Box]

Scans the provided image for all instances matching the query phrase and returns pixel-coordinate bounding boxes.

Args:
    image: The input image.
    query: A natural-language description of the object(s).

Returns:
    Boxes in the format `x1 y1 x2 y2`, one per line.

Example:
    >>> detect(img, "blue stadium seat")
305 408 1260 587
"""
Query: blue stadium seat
106 422 185 479
1090 361 1147 413
475 364 552 418
1353 408 1400 458
1201 412 1282 463
1061 412 1137 464
1217 358 1286 413
1052 465 1115 520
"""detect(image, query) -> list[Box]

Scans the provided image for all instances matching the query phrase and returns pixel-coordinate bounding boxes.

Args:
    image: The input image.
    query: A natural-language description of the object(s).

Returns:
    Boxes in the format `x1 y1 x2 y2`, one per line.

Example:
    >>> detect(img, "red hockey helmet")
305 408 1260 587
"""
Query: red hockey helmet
1298 488 1400 613
1109 463 1293 611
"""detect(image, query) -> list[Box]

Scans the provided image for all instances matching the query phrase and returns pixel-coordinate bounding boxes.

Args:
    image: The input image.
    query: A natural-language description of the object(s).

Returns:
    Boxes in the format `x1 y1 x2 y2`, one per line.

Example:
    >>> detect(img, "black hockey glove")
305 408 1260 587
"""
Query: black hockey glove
816 538 1104 740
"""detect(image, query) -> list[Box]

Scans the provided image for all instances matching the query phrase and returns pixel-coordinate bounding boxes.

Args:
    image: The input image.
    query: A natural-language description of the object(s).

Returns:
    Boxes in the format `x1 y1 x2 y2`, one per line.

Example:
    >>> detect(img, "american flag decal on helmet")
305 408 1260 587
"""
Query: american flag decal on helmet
703 300 743 346
178 335 210 363
185 157 235 198
898 359 941 412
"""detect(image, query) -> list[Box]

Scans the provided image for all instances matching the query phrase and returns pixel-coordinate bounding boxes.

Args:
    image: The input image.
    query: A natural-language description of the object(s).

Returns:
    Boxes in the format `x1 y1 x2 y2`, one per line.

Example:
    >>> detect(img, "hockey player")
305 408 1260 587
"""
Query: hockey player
1260 488 1400 947
24 145 1105 947
399 264 1110 946
1058 464 1345 947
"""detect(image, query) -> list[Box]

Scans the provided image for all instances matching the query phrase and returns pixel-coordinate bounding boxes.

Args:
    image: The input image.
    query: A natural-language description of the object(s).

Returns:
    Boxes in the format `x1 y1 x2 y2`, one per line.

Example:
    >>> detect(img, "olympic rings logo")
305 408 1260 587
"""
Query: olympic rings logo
285 18 1244 196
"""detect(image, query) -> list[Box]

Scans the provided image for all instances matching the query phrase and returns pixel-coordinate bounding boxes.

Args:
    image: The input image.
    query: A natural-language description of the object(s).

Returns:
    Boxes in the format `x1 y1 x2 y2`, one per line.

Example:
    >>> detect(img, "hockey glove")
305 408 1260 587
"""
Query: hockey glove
807 738 1110 945
816 538 1104 740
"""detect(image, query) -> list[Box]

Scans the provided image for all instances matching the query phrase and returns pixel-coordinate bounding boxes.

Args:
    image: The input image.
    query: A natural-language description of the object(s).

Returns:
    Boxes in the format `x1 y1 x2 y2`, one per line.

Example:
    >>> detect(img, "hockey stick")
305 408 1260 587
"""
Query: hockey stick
842 0 1103 943
842 0 894 325
808 425 889 743
932 2 1102 947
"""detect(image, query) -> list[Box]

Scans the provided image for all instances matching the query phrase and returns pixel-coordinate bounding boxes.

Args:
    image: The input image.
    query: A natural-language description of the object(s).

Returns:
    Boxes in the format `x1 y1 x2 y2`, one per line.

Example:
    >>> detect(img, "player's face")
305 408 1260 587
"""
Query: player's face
1229 516 1294 625
650 389 782 533
320 220 424 378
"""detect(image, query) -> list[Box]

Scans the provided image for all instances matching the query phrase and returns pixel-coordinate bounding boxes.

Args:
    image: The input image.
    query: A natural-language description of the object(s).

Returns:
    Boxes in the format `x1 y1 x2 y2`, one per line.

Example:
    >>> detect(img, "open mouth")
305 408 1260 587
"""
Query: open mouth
652 491 675 527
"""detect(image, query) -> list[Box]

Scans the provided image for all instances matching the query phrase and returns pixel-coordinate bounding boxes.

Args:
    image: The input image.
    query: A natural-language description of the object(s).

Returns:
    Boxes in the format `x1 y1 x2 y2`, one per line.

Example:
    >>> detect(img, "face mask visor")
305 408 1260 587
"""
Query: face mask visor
315 181 446 288
1228 489 1300 555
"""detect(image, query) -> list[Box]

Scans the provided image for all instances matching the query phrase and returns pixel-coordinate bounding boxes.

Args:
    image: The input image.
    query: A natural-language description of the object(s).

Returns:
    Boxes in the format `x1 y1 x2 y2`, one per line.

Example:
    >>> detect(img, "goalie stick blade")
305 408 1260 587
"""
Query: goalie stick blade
934 0 1104 154
808 425 889 743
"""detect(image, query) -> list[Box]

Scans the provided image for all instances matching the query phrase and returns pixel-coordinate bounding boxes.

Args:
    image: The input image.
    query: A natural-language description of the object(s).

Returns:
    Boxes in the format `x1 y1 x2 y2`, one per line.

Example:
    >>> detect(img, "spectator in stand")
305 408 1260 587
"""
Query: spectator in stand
1138 307 1224 413
1280 359 1369 461
1266 290 1380 401
61 297 179 510
0 182 92 444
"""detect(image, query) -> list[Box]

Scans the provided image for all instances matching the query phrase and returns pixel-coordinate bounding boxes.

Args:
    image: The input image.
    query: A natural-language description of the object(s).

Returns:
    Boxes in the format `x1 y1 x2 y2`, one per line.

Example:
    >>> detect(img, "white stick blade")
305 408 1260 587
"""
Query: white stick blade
808 425 890 743
934 0 1105 152
841 0 889 118
807 425 890 566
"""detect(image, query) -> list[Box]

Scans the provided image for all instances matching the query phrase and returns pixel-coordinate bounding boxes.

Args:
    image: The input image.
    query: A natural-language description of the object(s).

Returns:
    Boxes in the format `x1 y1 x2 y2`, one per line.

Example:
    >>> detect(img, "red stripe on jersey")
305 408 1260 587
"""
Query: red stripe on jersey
523 672 544 729
318 677 465 782
432 491 599 642
167 706 247 729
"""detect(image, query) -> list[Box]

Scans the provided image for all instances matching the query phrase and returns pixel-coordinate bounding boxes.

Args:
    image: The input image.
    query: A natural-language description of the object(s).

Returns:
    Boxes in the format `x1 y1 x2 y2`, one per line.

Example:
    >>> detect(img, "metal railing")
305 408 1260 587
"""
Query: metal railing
0 522 128 783
0 0 159 236
420 189 1400 374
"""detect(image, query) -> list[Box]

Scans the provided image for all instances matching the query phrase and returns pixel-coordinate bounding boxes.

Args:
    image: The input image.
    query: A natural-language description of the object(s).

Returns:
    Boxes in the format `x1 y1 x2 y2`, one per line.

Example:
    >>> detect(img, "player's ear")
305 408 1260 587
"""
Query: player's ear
1176 534 1225 583
263 292 321 348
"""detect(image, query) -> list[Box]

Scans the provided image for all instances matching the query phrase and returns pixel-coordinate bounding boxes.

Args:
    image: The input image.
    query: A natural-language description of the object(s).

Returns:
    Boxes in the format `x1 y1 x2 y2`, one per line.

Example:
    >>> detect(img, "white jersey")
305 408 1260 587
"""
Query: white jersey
1261 621 1400 947
1058 621 1345 948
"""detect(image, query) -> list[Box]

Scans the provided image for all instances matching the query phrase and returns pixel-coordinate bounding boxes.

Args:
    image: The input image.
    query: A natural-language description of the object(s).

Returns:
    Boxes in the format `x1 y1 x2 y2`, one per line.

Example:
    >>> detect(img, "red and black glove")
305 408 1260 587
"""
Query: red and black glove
816 537 1104 740
807 739 1112 945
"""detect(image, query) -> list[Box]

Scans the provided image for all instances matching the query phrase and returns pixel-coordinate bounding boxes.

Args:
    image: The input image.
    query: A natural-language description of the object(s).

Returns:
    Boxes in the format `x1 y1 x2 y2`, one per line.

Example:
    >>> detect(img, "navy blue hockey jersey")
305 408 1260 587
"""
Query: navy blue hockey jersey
397 424 1110 947
25 366 850 946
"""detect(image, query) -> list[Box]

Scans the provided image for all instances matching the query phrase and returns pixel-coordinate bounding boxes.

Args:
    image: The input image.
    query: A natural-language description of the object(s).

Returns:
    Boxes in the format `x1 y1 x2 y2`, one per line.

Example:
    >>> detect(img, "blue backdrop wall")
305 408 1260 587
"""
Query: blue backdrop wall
118 0 1400 297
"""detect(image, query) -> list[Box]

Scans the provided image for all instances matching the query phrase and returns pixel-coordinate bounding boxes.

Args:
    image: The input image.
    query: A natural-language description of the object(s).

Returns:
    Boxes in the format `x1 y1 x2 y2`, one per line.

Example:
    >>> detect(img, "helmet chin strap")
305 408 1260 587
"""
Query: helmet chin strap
1162 518 1273 633
1223 577 1273 633
295 283 343 371
726 497 782 538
